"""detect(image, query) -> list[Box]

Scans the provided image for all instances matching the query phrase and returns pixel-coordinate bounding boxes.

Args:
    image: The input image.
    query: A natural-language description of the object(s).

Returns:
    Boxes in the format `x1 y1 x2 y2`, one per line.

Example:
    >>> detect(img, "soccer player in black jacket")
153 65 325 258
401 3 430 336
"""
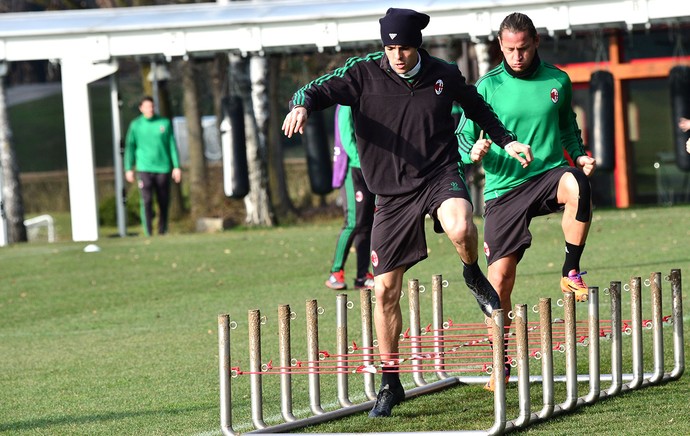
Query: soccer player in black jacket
282 8 533 418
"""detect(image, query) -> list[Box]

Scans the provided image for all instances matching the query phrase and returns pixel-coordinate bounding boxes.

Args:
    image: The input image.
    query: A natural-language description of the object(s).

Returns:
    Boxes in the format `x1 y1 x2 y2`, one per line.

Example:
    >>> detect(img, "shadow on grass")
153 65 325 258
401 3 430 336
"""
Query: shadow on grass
0 403 213 432
106 232 140 238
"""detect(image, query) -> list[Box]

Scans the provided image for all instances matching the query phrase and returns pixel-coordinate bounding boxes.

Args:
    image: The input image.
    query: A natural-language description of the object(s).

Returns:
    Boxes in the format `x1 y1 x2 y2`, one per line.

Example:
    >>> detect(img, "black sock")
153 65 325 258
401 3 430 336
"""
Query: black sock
563 242 585 276
463 260 482 283
381 367 400 387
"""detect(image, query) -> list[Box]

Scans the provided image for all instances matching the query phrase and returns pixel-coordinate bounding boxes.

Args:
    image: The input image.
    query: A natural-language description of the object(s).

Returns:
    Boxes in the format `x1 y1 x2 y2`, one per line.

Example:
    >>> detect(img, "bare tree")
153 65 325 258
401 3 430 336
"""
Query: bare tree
182 57 209 225
0 64 27 243
267 54 296 219
211 53 228 137
230 53 274 226
251 55 269 165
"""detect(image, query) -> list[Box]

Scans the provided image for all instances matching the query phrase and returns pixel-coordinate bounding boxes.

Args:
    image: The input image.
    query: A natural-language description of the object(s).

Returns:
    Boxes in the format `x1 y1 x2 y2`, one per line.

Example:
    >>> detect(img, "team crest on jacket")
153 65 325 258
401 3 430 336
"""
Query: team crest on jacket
434 79 444 95
355 191 363 202
550 88 559 104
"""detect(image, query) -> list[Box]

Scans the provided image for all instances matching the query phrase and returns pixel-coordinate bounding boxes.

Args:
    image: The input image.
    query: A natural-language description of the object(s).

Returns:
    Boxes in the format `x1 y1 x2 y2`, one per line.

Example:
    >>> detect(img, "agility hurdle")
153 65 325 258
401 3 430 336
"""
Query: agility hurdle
218 268 684 435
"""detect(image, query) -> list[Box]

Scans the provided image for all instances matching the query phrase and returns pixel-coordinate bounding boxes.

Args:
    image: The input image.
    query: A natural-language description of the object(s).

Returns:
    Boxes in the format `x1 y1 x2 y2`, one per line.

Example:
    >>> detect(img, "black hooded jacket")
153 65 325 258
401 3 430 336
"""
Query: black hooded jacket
289 48 516 196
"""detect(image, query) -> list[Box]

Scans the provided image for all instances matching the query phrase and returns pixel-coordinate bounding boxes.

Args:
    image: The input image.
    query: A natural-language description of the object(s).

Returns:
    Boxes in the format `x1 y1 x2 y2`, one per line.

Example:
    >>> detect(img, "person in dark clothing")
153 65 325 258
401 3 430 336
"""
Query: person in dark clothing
282 8 533 418
124 96 181 236
325 105 375 291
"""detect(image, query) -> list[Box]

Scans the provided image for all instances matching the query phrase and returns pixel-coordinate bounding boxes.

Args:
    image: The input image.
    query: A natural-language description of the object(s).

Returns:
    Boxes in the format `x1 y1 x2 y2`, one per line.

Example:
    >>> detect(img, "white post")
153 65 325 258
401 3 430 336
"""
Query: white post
110 74 126 237
60 58 118 241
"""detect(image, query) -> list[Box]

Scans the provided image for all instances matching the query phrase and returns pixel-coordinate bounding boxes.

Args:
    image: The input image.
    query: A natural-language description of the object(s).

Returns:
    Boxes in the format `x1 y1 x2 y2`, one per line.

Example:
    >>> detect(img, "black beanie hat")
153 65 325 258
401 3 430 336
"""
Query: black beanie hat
379 8 430 48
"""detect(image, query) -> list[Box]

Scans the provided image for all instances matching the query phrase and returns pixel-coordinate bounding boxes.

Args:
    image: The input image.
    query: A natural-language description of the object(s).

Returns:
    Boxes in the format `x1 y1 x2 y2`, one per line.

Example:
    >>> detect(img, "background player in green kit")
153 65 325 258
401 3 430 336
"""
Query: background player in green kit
325 105 375 291
124 96 182 236
457 12 597 390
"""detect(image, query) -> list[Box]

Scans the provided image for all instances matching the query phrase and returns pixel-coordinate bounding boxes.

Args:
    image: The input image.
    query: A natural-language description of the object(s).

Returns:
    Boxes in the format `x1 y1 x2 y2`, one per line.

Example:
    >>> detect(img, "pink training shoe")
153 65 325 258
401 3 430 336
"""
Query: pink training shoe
560 269 588 302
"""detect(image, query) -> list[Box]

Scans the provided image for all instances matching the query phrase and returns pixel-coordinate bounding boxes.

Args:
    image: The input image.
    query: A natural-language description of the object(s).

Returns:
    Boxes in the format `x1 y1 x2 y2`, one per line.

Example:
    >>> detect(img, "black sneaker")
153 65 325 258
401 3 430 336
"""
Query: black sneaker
465 273 501 317
354 273 375 290
368 383 405 418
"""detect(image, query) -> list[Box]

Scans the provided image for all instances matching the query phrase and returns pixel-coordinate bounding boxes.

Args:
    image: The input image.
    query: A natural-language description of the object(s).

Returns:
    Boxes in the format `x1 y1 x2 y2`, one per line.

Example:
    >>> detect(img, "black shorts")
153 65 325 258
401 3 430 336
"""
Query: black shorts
483 166 577 265
370 164 471 275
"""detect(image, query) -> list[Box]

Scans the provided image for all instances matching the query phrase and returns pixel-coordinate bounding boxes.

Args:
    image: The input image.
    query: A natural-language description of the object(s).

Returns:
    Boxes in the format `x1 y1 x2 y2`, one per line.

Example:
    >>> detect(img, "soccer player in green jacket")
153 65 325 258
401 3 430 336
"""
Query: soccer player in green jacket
457 12 597 391
124 96 182 236
325 105 375 291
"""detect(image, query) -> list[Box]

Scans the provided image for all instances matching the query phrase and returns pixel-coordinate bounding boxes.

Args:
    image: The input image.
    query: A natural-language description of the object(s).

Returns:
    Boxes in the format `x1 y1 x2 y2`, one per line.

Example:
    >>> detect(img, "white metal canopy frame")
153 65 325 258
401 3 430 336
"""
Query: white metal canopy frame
0 0 689 241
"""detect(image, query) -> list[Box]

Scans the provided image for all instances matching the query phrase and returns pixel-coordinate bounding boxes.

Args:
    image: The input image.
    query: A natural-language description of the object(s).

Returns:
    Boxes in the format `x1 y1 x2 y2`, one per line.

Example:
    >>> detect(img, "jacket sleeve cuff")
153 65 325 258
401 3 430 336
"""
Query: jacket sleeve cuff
495 133 517 149
288 102 310 115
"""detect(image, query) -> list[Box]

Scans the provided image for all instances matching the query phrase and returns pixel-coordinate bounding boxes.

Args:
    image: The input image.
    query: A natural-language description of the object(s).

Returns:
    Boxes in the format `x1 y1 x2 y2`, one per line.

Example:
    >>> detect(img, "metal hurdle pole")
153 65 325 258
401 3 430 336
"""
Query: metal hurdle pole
512 304 531 428
431 274 450 380
625 277 644 391
360 289 377 400
648 272 665 384
218 314 238 436
554 291 578 415
408 278 427 387
669 268 685 380
278 304 296 422
486 308 507 436
248 309 267 429
306 299 325 415
583 287 601 404
606 281 623 397
336 294 353 407
536 297 554 420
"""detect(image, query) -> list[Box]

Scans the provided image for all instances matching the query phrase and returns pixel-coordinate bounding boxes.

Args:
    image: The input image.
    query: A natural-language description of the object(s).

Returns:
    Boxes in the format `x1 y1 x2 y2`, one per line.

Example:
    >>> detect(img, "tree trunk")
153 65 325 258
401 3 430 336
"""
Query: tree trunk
211 53 228 133
267 54 297 219
182 57 209 225
230 53 274 226
160 75 185 219
209 54 238 217
0 70 27 243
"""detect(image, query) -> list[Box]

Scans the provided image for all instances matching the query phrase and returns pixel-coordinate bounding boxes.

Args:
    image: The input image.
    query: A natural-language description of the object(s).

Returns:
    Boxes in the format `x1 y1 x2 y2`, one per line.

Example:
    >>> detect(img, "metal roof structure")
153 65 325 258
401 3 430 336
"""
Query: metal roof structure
0 0 689 242
1 0 689 61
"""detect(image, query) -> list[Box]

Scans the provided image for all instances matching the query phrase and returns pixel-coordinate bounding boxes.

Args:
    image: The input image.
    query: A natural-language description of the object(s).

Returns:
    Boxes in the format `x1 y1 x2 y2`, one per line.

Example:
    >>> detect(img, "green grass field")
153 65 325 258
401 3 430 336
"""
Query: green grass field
1 205 689 435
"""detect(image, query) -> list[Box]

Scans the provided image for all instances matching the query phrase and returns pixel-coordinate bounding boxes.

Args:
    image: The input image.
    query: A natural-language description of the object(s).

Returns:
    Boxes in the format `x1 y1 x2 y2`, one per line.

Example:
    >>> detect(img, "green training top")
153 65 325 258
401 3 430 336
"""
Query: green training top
456 60 586 200
337 105 361 169
124 114 180 174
